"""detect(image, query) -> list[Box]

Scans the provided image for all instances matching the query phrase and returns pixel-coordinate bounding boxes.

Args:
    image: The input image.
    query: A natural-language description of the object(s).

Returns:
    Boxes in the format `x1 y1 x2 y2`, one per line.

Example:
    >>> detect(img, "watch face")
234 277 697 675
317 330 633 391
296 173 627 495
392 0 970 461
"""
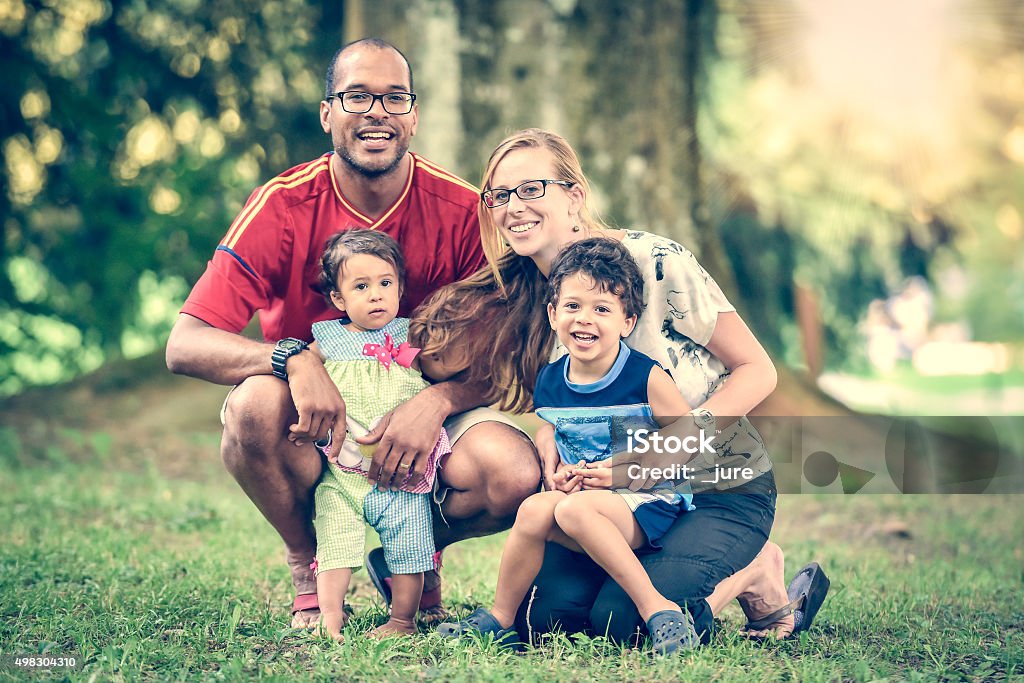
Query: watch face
278 338 302 352
695 410 715 429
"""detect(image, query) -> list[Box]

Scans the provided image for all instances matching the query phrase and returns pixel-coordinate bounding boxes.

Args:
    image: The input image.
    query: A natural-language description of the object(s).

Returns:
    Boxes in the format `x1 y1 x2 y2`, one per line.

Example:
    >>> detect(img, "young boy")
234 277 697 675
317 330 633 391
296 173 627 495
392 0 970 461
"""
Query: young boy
438 237 700 655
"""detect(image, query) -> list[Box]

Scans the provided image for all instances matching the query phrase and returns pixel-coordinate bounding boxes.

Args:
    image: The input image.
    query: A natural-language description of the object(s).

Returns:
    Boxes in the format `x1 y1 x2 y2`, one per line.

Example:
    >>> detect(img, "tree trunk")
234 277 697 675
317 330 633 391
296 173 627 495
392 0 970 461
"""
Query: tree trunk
340 0 863 419
794 283 825 378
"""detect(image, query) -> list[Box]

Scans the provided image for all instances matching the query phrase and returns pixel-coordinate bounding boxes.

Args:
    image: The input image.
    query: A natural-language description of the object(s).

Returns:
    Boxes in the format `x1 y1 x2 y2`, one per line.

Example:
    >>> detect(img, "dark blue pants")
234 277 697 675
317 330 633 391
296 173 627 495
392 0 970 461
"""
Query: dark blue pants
514 471 777 645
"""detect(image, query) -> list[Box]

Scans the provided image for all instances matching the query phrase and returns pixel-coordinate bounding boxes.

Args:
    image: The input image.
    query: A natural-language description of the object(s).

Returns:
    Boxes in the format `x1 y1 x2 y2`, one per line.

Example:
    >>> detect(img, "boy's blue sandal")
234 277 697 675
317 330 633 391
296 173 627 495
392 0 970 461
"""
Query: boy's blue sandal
646 609 700 655
742 562 831 636
436 608 522 650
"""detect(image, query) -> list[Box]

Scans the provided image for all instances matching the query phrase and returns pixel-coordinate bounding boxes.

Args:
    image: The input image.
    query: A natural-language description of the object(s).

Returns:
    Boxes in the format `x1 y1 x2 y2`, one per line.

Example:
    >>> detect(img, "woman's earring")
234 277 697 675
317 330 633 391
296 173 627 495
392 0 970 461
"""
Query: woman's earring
572 223 581 233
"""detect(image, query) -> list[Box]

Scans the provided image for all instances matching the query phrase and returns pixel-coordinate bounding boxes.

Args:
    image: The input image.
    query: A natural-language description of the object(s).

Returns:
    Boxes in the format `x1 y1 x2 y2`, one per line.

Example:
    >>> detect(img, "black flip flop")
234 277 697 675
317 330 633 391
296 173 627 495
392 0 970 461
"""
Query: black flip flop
366 546 392 606
743 562 830 636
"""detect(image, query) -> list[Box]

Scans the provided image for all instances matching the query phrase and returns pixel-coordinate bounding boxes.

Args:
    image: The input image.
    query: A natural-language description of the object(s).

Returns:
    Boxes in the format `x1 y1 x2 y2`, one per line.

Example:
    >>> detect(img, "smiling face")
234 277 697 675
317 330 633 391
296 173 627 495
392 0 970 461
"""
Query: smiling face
329 253 401 332
547 272 637 380
320 45 418 179
487 147 584 273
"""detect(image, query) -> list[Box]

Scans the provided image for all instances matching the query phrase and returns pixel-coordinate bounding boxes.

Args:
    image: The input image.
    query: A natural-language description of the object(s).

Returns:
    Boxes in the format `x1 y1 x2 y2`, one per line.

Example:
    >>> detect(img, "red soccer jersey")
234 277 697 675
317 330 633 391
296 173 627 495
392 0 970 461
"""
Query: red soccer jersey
182 152 485 342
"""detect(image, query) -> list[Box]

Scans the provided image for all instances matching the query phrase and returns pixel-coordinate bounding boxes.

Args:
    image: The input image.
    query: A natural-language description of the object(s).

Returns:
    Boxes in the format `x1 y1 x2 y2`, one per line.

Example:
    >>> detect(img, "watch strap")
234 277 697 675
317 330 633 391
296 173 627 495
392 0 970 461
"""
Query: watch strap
689 408 717 434
271 338 309 381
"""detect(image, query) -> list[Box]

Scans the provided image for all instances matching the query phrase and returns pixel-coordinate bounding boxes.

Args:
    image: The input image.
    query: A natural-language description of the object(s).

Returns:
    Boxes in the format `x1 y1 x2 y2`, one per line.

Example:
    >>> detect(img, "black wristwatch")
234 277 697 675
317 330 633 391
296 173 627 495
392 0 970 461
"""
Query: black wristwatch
271 338 309 381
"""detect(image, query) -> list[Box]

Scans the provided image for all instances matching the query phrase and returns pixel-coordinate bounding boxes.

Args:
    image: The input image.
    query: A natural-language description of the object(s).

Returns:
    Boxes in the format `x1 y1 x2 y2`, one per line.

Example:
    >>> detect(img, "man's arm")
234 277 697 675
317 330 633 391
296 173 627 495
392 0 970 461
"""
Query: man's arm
166 313 276 386
165 313 345 451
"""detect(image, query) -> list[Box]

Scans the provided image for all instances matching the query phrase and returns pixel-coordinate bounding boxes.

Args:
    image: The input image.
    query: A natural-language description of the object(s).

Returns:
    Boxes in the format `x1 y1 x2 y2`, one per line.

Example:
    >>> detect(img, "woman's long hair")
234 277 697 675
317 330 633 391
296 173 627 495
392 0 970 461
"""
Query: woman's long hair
411 129 607 413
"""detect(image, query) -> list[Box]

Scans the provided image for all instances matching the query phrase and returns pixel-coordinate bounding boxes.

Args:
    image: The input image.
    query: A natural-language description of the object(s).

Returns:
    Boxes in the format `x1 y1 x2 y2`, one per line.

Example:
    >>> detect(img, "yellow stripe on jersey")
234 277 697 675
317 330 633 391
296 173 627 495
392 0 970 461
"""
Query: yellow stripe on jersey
328 158 372 224
223 158 329 249
414 156 480 194
327 154 416 229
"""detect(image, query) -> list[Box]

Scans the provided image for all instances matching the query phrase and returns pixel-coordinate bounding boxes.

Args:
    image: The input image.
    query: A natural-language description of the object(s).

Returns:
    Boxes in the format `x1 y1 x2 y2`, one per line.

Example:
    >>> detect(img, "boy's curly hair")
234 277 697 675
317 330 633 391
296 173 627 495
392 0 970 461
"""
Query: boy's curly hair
547 237 645 319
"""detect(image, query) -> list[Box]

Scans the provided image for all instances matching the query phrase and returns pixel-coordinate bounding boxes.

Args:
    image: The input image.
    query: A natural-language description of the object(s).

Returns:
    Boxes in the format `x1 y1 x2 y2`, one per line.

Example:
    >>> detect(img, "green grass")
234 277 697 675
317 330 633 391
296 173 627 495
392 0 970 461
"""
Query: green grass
877 367 1024 396
1 439 1022 681
818 367 1024 418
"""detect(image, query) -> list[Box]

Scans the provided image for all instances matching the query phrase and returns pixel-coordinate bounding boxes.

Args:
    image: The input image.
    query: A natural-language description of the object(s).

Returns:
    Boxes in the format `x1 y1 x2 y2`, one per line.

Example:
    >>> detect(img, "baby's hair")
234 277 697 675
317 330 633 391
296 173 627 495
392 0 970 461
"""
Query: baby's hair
318 228 406 300
547 237 645 319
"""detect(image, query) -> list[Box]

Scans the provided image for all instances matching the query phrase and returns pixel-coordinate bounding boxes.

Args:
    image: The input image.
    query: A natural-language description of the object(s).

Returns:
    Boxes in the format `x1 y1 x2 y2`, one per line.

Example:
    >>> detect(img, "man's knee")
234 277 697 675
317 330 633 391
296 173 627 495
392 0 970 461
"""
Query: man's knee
220 376 293 465
487 456 540 518
452 424 540 517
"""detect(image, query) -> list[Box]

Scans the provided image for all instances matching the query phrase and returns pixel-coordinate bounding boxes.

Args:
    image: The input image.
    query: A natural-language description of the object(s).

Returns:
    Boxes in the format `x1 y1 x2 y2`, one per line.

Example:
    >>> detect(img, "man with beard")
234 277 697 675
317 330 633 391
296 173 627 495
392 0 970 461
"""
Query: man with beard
166 39 540 629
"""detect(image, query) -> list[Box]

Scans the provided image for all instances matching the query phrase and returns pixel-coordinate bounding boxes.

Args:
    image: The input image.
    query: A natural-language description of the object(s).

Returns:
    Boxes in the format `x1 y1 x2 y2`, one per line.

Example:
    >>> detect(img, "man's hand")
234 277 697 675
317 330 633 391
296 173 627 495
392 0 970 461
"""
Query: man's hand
285 350 346 462
578 459 613 490
357 387 448 490
534 423 561 491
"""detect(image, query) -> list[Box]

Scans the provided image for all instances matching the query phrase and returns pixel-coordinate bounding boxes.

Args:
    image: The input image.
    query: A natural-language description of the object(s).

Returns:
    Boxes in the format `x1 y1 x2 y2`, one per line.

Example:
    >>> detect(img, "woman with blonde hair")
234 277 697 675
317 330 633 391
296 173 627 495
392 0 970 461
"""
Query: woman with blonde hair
412 128 828 647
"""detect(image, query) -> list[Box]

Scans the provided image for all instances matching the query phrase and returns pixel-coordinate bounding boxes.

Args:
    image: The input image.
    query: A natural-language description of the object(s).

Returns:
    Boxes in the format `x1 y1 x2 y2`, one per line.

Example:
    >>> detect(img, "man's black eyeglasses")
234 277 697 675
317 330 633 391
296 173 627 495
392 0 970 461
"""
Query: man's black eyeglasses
481 179 574 208
326 91 417 115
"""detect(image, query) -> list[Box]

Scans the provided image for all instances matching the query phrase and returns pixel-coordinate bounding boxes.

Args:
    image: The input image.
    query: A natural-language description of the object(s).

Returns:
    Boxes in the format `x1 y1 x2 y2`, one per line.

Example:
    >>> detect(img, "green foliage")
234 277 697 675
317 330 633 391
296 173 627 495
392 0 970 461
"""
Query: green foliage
931 178 1024 342
2 0 335 393
5 0 1024 395
705 1 1024 369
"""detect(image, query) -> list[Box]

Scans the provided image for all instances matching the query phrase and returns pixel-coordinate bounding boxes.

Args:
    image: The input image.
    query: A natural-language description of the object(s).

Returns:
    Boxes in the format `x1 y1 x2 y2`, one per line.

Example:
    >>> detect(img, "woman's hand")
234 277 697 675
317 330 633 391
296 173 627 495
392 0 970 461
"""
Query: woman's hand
534 423 561 491
578 459 613 490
